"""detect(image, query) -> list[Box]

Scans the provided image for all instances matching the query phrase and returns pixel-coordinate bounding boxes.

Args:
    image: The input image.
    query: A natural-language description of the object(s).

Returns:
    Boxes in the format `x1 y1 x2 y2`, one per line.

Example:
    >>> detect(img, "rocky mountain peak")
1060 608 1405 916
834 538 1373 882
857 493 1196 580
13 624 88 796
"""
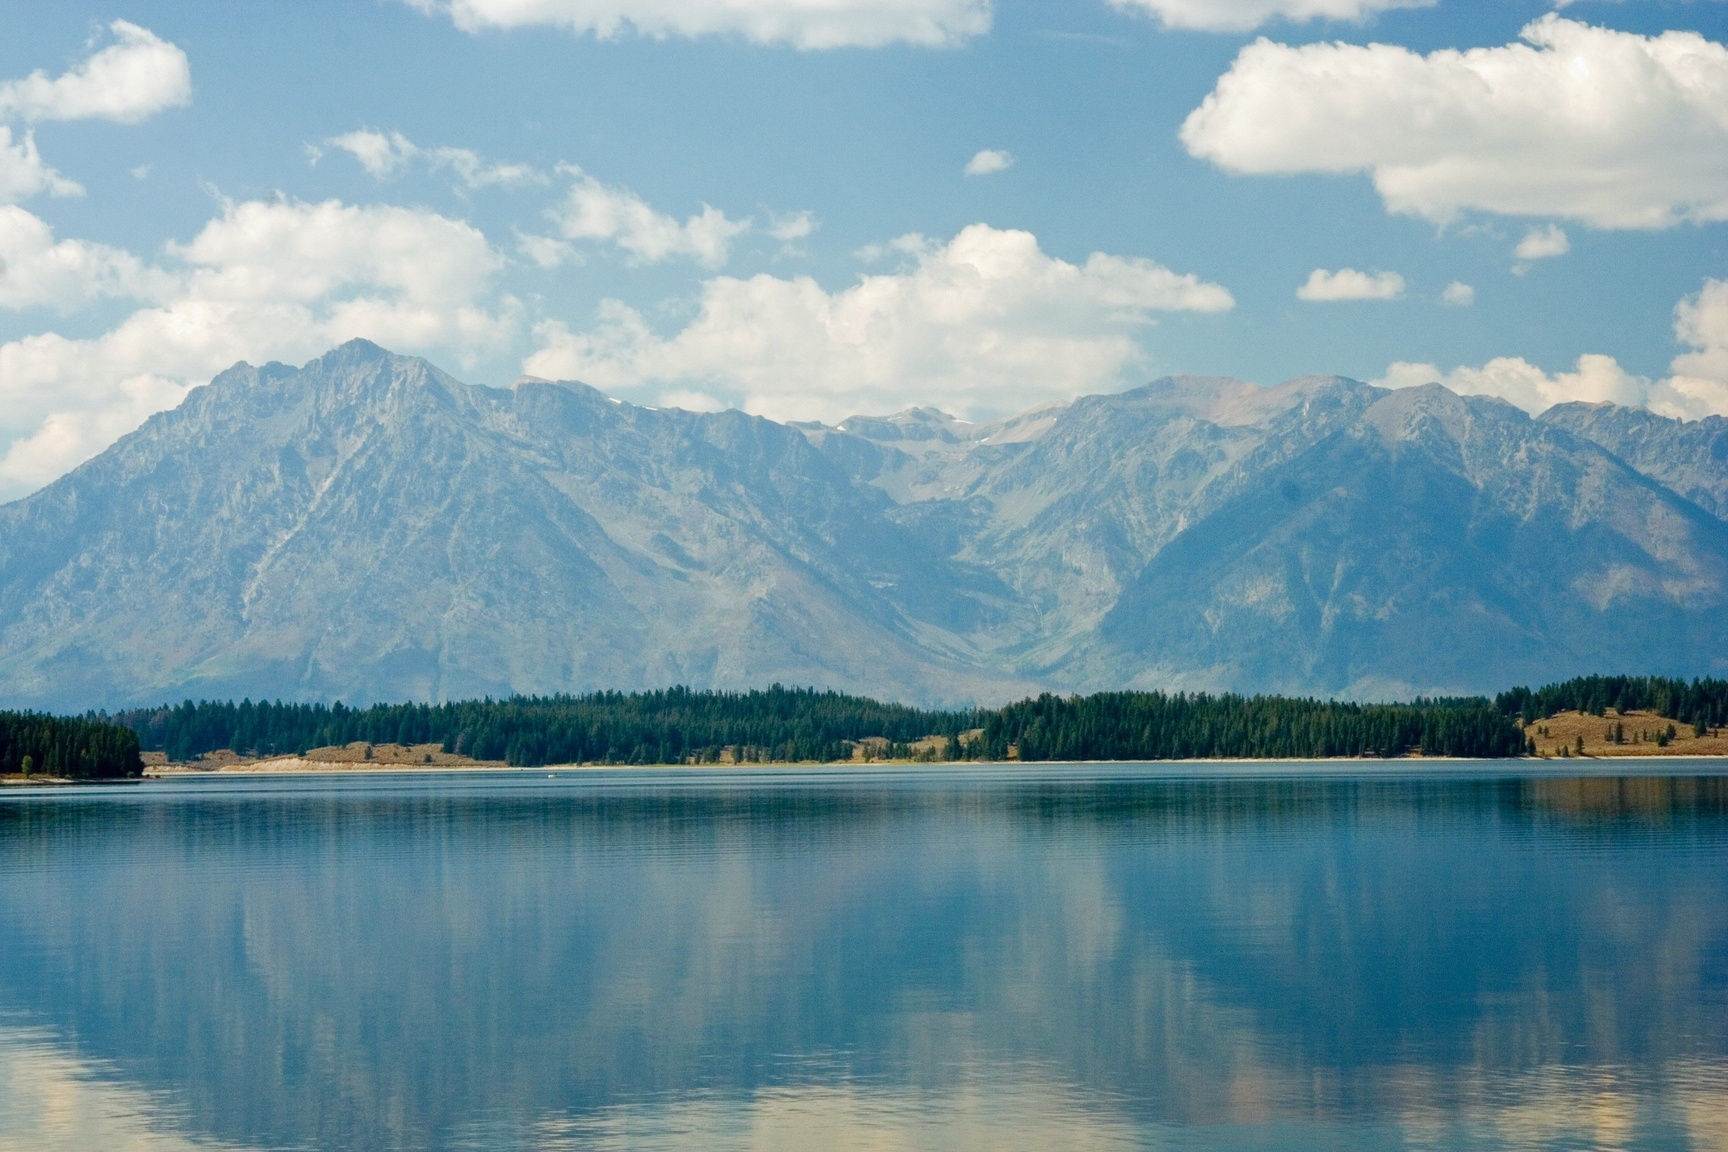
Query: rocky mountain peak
1541 400 1728 520
2 346 1725 710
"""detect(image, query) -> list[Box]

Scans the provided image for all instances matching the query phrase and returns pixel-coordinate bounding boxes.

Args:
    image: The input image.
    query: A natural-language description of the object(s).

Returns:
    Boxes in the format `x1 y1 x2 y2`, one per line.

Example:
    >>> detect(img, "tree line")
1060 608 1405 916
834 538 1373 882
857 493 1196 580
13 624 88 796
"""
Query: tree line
977 692 1529 761
21 677 1728 777
113 686 978 767
1496 675 1728 731
0 711 142 779
109 684 1533 767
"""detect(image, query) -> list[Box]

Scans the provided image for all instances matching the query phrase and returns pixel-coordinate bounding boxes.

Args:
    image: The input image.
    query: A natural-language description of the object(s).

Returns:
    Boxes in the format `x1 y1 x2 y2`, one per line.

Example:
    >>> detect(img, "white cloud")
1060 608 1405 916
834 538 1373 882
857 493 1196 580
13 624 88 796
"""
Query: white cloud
323 129 416 179
1375 354 1647 413
0 21 190 124
1440 281 1474 306
320 128 544 190
965 149 1014 176
397 0 992 48
522 222 1234 422
1296 267 1404 301
434 147 542 190
0 127 81 204
0 206 164 311
1108 0 1433 32
0 198 514 497
548 167 749 267
1181 16 1728 229
1514 224 1570 261
1375 279 1728 421
515 229 579 268
170 199 505 320
768 210 817 242
1668 278 1728 416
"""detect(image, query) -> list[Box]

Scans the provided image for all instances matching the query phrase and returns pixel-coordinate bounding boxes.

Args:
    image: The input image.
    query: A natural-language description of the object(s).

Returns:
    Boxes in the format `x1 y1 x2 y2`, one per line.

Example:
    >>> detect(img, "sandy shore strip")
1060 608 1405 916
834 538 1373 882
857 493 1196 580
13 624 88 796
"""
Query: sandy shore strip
140 754 1728 782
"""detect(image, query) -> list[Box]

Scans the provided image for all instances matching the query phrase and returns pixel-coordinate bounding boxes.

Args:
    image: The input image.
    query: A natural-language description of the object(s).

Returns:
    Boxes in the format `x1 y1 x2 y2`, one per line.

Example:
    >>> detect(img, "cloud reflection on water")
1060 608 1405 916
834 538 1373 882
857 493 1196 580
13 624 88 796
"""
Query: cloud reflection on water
0 773 1723 1150
0 1023 249 1152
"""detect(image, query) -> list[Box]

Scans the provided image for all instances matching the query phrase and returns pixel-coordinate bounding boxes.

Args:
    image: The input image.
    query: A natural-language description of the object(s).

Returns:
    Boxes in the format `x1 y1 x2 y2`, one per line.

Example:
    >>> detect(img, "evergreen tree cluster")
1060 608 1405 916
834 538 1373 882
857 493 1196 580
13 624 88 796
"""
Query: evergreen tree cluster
114 686 978 768
0 711 142 779
1496 676 1728 731
976 692 1528 761
109 685 1536 767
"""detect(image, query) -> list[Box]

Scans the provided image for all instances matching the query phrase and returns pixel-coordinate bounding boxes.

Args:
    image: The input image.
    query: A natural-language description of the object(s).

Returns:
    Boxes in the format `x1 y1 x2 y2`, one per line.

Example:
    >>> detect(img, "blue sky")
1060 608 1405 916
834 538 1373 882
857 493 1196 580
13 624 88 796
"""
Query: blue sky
1 0 1725 498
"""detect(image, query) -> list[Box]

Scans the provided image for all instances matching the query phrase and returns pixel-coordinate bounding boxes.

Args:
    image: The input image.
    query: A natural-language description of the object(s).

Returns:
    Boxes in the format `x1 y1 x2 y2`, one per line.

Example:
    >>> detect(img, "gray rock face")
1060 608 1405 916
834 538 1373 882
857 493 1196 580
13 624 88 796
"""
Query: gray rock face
1540 402 1728 520
2 340 1726 710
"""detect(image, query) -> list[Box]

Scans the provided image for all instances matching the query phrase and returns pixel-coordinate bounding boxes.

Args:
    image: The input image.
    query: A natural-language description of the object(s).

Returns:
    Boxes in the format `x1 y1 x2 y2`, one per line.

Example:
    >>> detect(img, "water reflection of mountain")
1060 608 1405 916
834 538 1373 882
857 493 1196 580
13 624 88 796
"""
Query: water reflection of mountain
1 774 1724 1151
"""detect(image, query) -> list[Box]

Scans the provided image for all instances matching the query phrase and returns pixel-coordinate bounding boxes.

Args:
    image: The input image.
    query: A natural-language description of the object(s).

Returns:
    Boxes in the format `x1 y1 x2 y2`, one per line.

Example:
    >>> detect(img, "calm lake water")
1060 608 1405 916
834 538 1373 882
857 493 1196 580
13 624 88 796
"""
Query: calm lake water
1 764 1725 1151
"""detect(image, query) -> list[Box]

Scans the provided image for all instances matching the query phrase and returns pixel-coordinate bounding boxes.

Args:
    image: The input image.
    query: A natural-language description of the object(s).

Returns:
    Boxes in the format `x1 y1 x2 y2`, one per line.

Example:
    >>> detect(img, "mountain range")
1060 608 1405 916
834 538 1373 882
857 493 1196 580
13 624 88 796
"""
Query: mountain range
2 339 1725 711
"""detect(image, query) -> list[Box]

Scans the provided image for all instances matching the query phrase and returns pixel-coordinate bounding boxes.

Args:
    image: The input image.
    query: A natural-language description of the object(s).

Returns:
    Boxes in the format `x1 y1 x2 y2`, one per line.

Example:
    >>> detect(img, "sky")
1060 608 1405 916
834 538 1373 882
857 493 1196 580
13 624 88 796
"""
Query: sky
1 0 1726 500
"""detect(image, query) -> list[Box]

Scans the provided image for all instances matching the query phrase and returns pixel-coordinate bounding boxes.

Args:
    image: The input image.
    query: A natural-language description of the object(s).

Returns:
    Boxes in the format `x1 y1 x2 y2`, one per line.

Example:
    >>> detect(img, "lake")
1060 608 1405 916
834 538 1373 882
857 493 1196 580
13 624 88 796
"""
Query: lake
1 764 1725 1151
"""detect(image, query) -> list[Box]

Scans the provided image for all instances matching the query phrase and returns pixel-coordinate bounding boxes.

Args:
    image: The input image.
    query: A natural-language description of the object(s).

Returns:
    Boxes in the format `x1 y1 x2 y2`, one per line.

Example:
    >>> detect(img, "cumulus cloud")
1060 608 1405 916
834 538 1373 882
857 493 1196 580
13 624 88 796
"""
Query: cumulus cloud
0 198 514 497
318 128 543 190
0 20 190 124
169 200 506 326
0 206 164 311
1668 278 1728 414
1514 225 1570 261
1441 281 1474 306
515 229 578 268
396 0 991 49
1108 0 1433 32
547 167 749 267
321 129 416 179
1375 354 1649 413
965 149 1014 176
521 223 1234 422
0 126 81 204
1181 15 1728 229
768 210 817 242
1296 267 1404 301
1376 279 1728 421
0 23 187 211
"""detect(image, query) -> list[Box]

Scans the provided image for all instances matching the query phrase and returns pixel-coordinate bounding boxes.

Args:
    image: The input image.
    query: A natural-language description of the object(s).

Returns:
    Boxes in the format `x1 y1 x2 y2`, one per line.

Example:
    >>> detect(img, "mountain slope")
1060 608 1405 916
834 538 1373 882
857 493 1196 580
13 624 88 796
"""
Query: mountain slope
1539 401 1728 521
0 342 1024 709
2 341 1725 710
820 379 1728 698
1100 386 1728 696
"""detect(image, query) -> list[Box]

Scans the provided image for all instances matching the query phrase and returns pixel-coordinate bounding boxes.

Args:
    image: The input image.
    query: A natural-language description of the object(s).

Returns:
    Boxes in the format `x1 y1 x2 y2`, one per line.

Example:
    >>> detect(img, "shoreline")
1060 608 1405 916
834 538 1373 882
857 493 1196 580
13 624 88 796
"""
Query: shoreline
136 753 1728 782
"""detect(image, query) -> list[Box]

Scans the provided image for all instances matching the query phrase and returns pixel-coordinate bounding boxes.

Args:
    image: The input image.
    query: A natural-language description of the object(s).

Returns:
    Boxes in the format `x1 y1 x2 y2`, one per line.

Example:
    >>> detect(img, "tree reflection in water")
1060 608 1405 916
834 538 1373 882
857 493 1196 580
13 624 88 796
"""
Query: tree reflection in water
0 770 1724 1151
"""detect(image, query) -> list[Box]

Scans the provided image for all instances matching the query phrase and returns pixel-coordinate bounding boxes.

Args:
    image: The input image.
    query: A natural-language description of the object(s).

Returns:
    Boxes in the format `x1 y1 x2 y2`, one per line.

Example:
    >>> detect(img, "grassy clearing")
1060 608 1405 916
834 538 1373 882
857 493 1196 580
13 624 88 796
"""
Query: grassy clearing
1521 710 1728 758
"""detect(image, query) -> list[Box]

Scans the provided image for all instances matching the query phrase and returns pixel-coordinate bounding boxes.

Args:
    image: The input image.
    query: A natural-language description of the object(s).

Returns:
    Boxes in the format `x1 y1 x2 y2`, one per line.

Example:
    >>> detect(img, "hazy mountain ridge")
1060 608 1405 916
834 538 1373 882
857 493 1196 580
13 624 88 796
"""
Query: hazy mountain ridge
2 340 1725 711
0 344 1025 709
1104 386 1728 697
1539 402 1728 521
